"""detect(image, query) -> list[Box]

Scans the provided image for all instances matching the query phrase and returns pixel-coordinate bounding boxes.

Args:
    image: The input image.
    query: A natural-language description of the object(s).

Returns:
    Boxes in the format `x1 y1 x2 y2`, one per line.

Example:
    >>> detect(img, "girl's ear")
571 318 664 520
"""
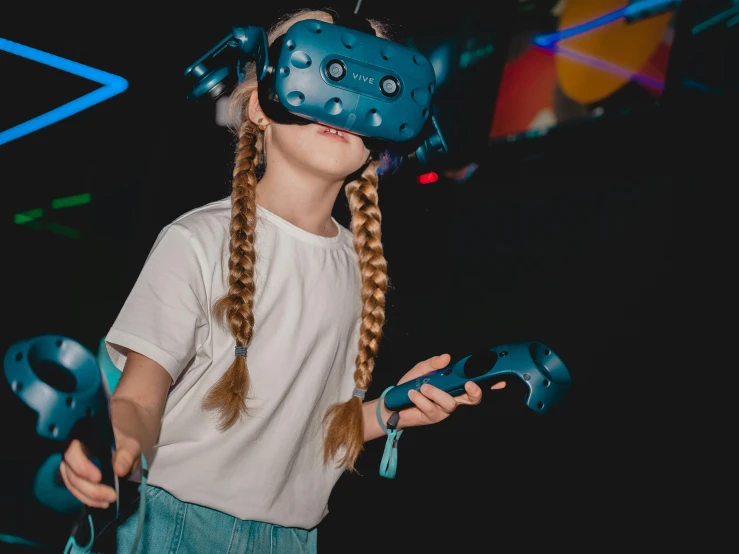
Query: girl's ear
247 92 269 127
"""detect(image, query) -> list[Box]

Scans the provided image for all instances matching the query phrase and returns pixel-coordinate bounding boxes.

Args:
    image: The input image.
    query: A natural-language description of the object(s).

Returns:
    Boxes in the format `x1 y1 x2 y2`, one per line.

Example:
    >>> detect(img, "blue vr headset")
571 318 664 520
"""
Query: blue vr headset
184 11 448 166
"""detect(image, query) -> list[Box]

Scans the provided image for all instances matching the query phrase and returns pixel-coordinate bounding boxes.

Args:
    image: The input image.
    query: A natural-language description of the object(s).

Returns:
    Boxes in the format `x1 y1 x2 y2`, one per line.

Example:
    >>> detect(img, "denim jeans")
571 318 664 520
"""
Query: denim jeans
74 485 318 554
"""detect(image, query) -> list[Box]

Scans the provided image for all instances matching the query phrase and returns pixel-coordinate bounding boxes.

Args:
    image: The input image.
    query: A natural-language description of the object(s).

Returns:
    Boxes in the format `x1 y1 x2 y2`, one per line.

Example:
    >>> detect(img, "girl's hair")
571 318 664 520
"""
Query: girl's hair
201 8 393 472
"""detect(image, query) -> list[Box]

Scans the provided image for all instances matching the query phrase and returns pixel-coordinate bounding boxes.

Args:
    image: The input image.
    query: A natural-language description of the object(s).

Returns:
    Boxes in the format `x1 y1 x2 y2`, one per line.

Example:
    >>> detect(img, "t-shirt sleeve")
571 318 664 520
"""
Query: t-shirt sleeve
105 224 209 382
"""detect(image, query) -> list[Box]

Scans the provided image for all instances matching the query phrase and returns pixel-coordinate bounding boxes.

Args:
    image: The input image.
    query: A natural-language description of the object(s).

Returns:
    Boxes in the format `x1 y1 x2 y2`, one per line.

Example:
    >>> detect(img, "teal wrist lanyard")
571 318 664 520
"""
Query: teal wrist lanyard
377 386 403 479
128 454 149 554
64 453 149 554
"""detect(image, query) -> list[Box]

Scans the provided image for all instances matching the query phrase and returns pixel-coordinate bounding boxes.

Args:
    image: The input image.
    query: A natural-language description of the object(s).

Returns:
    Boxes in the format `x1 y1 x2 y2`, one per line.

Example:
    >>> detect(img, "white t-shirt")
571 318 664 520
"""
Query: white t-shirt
105 198 362 529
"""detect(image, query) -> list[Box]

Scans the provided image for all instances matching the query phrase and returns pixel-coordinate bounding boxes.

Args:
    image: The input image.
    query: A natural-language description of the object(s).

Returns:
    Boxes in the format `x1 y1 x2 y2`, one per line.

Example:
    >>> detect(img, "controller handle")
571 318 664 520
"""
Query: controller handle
3 335 120 552
383 341 572 414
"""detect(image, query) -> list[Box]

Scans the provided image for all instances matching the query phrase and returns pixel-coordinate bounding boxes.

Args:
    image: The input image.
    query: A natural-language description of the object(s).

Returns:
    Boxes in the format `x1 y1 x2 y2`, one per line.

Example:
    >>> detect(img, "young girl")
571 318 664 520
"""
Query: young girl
60 8 504 553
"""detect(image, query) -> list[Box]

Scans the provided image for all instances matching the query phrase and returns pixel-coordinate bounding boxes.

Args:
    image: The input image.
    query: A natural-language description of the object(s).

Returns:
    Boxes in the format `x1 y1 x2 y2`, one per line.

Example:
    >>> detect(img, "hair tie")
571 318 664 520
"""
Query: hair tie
234 346 248 357
352 388 367 401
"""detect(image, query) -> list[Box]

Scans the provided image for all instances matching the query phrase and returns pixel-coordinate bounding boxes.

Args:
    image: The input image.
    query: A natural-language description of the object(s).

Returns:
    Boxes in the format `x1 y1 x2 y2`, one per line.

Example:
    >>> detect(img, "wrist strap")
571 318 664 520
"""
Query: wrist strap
377 386 403 479
63 454 149 554
128 454 149 554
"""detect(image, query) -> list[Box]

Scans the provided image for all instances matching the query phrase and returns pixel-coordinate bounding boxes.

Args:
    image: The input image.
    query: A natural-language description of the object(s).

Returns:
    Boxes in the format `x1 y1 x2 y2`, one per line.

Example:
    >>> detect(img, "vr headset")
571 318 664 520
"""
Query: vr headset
184 11 448 168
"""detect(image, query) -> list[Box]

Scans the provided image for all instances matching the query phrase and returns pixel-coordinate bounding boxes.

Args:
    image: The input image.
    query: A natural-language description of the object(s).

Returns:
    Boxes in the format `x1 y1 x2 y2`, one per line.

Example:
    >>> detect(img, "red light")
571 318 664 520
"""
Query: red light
416 172 439 185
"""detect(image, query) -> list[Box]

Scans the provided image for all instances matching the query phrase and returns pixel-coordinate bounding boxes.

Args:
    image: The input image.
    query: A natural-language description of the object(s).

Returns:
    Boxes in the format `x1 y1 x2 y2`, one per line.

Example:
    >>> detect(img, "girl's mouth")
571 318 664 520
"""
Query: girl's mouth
317 125 347 142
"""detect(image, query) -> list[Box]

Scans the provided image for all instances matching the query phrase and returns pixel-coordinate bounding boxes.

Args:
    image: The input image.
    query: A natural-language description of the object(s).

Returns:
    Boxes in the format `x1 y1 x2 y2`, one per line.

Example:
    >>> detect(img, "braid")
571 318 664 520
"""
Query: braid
346 161 387 386
323 159 388 471
201 123 262 430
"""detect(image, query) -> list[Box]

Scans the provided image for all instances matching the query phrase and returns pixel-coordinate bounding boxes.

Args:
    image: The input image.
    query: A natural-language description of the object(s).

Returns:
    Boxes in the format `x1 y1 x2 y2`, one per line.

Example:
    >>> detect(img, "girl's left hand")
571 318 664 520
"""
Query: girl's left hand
386 353 506 430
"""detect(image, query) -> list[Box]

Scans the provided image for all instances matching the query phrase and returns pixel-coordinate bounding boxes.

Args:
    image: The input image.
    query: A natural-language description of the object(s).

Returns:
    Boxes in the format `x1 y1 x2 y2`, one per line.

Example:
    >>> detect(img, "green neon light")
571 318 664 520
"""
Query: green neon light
692 4 739 34
46 221 81 239
21 220 81 239
13 192 90 238
459 43 494 69
51 192 91 209
14 208 44 224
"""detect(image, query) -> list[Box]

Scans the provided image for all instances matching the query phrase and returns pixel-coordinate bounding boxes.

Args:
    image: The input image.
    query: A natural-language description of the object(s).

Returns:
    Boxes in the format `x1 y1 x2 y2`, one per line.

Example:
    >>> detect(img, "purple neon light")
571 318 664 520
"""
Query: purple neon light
534 44 665 92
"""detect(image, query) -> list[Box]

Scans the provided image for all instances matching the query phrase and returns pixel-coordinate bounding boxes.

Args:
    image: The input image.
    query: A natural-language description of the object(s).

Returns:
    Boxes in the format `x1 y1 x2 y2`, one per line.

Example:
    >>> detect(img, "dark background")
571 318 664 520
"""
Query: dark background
1 0 732 552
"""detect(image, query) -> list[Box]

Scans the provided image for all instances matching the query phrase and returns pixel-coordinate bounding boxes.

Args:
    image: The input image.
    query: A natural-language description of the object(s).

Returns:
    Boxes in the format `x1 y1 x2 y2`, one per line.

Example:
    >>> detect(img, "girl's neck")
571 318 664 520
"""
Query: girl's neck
255 170 344 238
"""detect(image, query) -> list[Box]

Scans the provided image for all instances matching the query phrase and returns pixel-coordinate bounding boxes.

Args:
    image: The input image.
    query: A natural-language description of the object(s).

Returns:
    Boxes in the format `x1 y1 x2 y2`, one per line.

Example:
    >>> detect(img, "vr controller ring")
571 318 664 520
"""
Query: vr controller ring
4 335 105 442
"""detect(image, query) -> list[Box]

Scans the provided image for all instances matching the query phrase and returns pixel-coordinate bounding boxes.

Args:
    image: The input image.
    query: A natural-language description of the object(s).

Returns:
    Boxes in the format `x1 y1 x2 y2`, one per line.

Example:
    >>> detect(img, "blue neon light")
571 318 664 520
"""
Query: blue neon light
528 0 679 89
532 0 680 47
0 37 128 146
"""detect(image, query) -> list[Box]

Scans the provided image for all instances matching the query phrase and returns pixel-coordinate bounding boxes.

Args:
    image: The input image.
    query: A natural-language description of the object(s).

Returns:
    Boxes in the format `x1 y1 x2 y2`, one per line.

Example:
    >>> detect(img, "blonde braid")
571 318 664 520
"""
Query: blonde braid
323 159 388 470
201 123 262 430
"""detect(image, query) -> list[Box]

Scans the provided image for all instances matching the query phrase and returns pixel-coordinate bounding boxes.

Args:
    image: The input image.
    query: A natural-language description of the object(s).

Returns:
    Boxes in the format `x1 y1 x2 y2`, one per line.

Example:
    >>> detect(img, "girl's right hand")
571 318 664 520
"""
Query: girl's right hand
60 434 142 509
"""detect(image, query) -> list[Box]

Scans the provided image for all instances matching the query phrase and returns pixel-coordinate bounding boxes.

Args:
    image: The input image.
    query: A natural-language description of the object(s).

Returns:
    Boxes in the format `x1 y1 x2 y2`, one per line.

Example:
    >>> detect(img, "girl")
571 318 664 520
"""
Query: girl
60 8 505 553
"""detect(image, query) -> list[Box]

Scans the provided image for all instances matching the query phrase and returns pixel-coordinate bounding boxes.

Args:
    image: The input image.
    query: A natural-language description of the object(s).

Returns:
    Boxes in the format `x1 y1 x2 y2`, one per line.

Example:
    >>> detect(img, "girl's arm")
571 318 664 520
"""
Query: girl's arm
60 351 172 507
363 397 392 442
109 351 173 470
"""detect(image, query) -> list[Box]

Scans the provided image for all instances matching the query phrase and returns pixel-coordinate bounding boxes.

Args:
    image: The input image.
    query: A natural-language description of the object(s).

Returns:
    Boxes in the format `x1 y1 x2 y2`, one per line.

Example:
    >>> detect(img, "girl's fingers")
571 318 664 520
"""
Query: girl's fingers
398 354 452 385
418 384 457 413
63 439 101 483
113 447 136 477
409 387 452 422
59 460 116 508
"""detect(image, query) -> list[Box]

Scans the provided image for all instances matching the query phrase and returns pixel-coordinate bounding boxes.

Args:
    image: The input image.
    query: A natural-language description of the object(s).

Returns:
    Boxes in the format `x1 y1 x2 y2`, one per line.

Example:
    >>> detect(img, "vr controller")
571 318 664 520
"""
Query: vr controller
384 341 572 413
184 14 448 167
3 335 122 552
